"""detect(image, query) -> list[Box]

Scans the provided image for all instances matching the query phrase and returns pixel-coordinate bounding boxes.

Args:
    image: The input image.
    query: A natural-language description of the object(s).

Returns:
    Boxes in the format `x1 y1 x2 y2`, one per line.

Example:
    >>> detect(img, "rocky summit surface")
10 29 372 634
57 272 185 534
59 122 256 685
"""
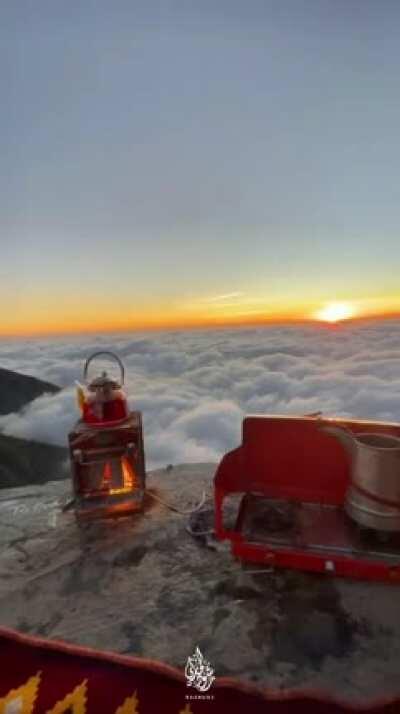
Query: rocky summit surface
0 463 400 703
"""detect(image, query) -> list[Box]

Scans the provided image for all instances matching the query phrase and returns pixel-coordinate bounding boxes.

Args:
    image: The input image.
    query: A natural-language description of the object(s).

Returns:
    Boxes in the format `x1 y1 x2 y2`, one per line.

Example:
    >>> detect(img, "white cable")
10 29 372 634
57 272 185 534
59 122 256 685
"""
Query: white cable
146 489 208 515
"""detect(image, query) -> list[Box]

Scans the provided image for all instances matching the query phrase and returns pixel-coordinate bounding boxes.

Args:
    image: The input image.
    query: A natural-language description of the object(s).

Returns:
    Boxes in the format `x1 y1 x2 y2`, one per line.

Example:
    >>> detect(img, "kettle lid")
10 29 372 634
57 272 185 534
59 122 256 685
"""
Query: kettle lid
88 370 120 391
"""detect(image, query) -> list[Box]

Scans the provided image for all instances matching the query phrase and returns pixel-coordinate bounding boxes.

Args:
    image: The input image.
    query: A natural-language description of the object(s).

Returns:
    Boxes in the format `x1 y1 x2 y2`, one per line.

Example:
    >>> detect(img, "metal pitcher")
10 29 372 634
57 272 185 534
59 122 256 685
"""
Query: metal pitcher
321 425 400 532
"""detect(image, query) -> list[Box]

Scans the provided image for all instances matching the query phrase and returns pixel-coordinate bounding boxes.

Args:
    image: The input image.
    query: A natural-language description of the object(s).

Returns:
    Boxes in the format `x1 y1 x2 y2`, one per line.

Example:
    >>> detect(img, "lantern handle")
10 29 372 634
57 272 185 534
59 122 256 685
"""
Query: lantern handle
83 351 125 386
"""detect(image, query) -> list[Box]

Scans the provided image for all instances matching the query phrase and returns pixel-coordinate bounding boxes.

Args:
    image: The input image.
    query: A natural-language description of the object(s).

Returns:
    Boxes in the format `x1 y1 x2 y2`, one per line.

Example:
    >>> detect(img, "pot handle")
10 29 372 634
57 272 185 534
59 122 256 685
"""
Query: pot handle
83 351 125 386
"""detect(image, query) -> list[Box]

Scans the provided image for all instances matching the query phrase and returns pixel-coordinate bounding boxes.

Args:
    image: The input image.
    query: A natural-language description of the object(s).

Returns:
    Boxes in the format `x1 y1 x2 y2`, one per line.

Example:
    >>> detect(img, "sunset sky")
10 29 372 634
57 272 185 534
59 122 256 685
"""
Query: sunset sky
2 1 400 336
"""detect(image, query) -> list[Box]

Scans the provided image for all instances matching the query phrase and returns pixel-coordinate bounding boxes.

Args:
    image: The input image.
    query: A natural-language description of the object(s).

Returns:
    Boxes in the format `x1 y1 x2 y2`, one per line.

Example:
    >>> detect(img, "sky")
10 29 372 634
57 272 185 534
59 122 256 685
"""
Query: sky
2 1 400 335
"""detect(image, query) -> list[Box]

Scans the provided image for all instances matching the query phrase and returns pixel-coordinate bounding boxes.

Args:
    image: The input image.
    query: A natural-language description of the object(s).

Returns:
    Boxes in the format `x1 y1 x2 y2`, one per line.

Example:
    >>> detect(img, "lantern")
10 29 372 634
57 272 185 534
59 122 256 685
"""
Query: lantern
68 351 146 519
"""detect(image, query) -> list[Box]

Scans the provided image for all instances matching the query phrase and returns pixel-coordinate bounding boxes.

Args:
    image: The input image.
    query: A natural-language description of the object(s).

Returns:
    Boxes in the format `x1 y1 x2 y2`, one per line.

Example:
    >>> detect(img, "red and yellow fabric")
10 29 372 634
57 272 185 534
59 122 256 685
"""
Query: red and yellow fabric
0 627 398 713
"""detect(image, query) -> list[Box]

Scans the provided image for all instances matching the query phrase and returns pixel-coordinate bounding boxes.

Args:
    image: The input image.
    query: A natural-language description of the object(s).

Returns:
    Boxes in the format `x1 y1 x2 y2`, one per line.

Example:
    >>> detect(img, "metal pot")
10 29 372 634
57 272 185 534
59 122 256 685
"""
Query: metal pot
321 426 400 531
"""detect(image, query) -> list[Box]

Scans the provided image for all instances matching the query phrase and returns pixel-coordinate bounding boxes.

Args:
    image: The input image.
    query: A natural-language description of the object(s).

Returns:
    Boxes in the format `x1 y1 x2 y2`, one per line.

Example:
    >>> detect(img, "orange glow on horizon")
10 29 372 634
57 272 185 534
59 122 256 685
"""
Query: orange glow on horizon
1 295 400 337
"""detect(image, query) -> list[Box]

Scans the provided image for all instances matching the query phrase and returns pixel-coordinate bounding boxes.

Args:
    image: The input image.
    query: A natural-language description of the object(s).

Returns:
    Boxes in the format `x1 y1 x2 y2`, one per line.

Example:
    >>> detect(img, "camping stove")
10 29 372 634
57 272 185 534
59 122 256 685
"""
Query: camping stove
68 352 145 519
214 415 400 582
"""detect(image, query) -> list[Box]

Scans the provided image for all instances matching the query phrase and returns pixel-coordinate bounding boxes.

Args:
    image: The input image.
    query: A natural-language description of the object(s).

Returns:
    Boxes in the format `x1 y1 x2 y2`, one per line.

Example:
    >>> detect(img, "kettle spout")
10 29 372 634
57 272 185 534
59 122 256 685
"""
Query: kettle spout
319 424 355 457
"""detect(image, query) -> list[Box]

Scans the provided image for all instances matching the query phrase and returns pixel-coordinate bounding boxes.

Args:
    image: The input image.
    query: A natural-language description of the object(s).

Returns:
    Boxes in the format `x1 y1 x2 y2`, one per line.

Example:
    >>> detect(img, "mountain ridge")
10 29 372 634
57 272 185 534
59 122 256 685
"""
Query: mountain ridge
0 367 60 416
0 367 67 488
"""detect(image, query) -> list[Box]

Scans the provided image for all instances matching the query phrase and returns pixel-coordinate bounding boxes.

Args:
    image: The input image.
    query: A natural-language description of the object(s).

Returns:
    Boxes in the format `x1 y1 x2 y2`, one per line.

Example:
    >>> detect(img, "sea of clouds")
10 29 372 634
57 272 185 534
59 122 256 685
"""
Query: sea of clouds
1 320 400 469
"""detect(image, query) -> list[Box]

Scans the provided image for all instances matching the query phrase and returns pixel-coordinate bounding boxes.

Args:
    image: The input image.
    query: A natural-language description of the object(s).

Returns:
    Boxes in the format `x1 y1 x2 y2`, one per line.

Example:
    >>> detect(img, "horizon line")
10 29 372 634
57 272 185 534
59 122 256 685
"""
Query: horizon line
0 310 399 340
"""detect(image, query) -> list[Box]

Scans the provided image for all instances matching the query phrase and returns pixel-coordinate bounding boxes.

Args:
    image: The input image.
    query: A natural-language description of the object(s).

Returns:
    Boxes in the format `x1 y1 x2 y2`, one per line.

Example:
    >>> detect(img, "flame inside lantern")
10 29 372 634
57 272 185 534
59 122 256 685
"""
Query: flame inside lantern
101 461 113 490
109 456 137 495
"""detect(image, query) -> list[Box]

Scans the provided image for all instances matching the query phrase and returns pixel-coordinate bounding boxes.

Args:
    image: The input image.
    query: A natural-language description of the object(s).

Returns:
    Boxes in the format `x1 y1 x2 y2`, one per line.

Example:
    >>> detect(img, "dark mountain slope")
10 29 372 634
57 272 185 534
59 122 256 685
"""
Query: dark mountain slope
0 368 68 488
0 367 60 416
0 433 68 489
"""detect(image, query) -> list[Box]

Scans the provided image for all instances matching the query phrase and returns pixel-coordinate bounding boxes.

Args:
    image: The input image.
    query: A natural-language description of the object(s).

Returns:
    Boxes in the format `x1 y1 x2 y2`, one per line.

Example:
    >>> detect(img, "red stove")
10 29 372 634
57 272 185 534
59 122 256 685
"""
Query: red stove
214 414 400 582
68 351 145 519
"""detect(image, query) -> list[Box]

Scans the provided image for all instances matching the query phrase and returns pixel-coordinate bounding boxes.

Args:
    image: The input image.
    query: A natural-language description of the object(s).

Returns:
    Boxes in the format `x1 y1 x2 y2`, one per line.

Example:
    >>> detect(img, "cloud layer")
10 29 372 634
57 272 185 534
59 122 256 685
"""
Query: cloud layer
1 320 400 469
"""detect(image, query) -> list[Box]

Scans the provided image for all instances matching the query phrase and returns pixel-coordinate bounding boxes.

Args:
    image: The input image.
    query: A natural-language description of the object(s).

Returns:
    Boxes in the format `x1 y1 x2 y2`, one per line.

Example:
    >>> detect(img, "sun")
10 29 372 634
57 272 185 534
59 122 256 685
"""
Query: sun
313 302 356 323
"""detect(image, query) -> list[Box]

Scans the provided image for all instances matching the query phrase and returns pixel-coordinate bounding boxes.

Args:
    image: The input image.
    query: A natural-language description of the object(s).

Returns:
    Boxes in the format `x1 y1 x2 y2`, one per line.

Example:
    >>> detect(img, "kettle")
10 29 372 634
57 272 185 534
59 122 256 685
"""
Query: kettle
78 351 129 426
321 425 400 532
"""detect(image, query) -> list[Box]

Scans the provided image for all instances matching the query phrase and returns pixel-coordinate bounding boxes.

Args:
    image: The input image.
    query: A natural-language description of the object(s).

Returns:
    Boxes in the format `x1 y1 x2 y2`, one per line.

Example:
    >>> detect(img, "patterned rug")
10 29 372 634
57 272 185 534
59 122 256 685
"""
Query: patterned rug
0 626 398 713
